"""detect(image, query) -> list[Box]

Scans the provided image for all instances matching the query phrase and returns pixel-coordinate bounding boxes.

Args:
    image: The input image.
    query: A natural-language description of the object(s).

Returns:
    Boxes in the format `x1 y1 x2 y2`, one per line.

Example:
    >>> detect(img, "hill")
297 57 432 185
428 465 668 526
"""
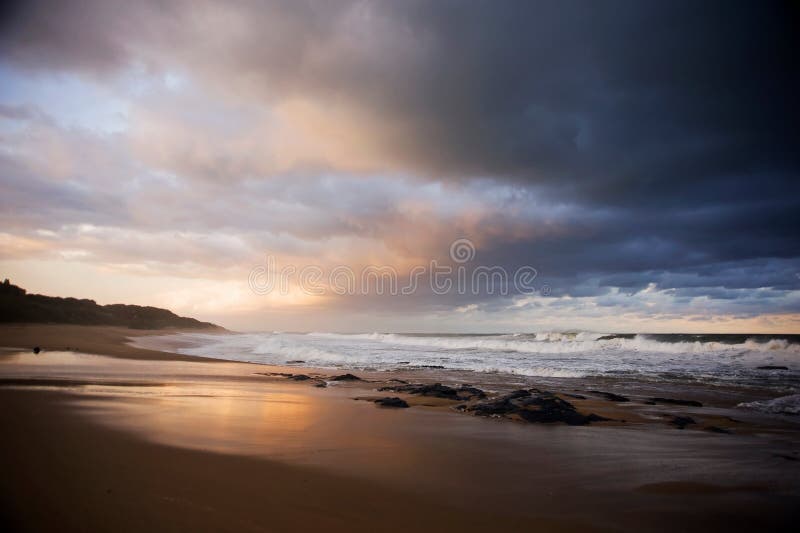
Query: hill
0 279 221 330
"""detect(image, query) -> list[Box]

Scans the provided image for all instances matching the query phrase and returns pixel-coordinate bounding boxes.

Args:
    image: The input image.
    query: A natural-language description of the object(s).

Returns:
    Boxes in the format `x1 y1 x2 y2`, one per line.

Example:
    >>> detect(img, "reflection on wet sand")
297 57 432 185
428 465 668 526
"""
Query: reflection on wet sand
2 349 799 530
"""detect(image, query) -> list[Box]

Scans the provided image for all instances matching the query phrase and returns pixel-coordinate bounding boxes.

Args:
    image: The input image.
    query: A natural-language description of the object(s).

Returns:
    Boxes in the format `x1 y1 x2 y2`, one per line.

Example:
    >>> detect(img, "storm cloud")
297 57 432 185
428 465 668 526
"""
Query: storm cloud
0 0 798 331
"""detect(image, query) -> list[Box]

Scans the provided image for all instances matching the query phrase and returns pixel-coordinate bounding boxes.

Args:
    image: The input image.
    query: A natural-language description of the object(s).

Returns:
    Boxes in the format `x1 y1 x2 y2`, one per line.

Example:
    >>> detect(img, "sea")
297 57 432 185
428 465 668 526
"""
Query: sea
144 330 800 413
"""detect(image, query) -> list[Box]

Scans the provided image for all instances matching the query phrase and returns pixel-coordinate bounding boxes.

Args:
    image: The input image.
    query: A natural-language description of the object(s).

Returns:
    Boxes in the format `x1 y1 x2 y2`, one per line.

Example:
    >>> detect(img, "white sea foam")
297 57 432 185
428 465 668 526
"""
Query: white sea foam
165 330 799 390
738 394 800 415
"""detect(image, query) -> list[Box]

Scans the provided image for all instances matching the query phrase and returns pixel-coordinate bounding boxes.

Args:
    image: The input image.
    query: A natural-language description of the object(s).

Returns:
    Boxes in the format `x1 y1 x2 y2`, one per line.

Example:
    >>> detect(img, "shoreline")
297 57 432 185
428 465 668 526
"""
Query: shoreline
1 324 799 531
3 323 798 434
0 323 230 362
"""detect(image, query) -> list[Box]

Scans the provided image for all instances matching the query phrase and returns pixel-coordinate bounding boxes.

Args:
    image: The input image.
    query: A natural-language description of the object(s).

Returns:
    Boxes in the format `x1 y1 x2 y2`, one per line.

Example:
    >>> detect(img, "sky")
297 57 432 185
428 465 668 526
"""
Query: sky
0 0 798 333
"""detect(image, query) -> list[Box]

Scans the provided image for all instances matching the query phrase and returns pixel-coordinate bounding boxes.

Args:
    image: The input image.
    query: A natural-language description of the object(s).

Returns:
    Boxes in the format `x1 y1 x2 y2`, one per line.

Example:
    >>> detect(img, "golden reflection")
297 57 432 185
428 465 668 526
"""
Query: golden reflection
77 383 322 457
258 392 314 432
2 350 430 482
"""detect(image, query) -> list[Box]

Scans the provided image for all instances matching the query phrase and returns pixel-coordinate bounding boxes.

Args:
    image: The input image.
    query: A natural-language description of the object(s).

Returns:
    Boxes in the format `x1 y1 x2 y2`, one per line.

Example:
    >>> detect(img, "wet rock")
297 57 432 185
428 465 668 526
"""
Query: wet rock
705 426 731 434
507 389 534 399
379 382 460 399
32 346 40 354
517 397 608 425
467 390 530 416
774 453 798 461
418 365 445 369
562 393 587 400
314 381 328 388
650 397 703 407
466 390 607 425
256 372 292 378
456 385 487 400
668 416 696 429
286 360 306 364
377 382 486 401
374 397 409 408
756 365 789 371
331 373 363 381
588 390 630 402
288 374 313 381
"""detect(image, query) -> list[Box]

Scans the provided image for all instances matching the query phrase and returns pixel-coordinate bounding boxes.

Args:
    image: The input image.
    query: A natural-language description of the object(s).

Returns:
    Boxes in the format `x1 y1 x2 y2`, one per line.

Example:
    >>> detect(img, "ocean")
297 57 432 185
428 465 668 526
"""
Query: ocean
149 331 800 399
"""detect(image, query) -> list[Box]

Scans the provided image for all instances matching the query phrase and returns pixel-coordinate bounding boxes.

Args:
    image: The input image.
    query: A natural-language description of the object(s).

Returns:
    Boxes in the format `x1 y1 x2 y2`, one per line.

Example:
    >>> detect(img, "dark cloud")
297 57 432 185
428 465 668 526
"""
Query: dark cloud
3 1 796 185
0 0 798 319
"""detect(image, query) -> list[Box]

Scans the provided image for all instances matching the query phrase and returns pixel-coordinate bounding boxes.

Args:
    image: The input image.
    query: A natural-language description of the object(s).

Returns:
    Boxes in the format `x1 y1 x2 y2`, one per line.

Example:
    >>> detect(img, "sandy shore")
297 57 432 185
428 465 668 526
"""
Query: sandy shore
1 325 798 531
0 323 226 361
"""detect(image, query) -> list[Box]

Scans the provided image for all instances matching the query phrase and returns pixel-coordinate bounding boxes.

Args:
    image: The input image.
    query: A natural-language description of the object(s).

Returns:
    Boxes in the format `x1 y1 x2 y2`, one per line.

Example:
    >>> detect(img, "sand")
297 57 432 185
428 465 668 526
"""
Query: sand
0 323 225 361
1 324 798 532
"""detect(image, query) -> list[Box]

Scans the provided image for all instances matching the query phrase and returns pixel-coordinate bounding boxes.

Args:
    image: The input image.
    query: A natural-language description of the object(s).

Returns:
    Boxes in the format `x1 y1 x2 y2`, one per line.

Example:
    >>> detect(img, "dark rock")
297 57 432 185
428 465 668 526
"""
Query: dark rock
467 391 529 416
650 397 703 407
314 381 327 388
331 373 362 381
516 397 604 425
756 365 789 371
588 390 630 402
288 374 312 381
774 453 798 461
378 382 485 401
374 397 410 408
596 334 636 341
286 360 306 364
706 426 731 434
466 390 606 425
418 365 445 369
388 378 408 384
562 393 587 400
32 346 40 354
378 382 460 399
256 372 292 378
668 416 696 429
456 385 487 400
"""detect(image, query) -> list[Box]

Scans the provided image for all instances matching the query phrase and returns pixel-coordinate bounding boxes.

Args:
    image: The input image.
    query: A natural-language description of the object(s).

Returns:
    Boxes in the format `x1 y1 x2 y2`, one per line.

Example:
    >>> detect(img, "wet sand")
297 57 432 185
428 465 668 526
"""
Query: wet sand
0 323 227 361
1 325 799 531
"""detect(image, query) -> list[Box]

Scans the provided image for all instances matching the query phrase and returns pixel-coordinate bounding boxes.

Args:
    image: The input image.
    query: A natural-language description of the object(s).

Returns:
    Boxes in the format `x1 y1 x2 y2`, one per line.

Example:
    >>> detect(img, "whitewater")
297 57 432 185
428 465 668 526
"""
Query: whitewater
160 331 800 393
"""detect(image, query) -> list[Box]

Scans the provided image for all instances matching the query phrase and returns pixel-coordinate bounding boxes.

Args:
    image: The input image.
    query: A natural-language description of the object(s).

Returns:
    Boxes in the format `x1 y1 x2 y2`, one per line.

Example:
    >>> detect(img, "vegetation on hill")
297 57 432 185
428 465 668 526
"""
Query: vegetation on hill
0 279 221 330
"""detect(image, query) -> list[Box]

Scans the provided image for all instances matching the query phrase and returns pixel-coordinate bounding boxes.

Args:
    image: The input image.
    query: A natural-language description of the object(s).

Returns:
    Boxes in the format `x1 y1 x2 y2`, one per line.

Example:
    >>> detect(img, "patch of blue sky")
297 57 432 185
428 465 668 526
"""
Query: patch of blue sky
0 62 129 134
0 62 189 135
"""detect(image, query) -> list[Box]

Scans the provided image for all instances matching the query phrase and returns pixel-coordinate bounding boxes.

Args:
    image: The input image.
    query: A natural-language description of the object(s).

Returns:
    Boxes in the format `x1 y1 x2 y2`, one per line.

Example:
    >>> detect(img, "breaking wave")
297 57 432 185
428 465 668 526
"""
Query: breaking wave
162 330 799 390
738 394 800 415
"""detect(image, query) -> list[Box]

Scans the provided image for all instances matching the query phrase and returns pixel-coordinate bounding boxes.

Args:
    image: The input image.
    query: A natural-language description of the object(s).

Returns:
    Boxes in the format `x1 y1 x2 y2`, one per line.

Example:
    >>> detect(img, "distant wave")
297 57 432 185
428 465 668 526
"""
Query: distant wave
307 331 800 355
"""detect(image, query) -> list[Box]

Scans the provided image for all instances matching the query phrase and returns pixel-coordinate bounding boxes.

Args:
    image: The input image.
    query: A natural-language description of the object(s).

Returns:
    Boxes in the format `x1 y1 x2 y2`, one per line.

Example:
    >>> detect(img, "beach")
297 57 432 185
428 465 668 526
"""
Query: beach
1 325 798 532
3 1 798 531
